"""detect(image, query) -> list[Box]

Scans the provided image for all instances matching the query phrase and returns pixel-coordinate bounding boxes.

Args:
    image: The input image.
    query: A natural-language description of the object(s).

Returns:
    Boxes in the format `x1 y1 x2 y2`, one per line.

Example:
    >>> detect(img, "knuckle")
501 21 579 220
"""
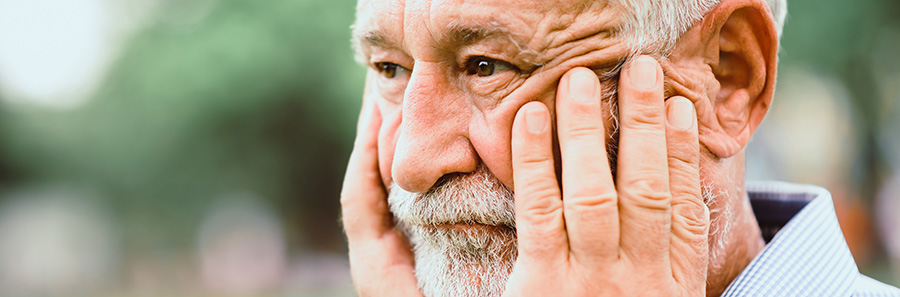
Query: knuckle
516 152 554 173
673 222 709 243
623 172 669 192
620 177 671 210
621 104 665 129
564 121 605 142
565 189 617 209
564 191 617 216
666 143 696 163
667 157 695 175
672 195 710 234
517 187 562 222
675 215 709 237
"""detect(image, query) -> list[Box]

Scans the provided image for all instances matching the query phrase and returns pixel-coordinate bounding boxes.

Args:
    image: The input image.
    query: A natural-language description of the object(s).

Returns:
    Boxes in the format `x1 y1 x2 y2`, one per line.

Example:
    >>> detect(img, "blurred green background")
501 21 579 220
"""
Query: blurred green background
0 0 896 296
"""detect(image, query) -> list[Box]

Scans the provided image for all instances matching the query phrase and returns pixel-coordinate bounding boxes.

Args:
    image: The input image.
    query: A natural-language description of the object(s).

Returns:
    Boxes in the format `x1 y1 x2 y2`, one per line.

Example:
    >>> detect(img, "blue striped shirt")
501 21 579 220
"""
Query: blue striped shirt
722 181 900 297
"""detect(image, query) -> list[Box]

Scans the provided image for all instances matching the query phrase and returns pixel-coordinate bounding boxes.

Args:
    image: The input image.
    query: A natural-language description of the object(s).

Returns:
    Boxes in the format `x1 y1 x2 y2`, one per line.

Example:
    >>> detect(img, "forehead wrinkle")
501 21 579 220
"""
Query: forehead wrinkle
362 29 398 49
403 0 439 57
440 21 511 47
529 4 627 74
352 0 407 63
352 27 401 64
430 19 544 70
544 1 618 51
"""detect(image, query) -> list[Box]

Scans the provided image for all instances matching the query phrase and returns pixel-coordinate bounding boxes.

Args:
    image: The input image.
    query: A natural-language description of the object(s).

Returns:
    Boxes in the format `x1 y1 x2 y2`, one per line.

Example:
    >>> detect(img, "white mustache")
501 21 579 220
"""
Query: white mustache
388 165 516 229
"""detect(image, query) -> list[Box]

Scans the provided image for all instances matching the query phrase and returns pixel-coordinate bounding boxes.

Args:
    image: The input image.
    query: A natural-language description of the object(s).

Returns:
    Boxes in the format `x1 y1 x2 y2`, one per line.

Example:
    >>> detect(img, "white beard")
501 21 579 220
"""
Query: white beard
387 165 728 297
388 164 516 297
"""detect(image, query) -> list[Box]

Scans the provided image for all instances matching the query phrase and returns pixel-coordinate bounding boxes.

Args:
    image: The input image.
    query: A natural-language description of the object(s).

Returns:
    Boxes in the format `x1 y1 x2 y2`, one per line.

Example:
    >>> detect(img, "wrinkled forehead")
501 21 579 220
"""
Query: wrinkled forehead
356 0 590 25
353 0 608 55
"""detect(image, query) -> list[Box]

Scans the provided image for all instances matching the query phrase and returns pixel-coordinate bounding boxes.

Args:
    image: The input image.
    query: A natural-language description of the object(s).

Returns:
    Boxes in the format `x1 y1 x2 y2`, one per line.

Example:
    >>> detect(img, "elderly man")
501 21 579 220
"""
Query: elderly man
339 0 900 296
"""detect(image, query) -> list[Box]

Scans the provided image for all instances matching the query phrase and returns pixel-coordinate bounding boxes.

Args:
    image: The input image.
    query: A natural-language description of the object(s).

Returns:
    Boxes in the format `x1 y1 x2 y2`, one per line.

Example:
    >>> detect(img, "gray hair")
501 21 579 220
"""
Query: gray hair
352 0 788 66
616 0 787 56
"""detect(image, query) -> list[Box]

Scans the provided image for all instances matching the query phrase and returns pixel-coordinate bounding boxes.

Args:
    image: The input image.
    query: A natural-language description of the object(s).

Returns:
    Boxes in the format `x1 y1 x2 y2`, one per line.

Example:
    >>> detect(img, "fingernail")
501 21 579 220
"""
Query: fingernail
628 56 659 90
667 97 695 131
568 69 597 103
524 104 547 133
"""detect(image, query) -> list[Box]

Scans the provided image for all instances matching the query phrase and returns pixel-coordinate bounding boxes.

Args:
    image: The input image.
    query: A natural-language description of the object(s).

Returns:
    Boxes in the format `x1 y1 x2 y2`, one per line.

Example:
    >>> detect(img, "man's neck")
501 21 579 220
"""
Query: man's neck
705 190 766 297
703 154 766 297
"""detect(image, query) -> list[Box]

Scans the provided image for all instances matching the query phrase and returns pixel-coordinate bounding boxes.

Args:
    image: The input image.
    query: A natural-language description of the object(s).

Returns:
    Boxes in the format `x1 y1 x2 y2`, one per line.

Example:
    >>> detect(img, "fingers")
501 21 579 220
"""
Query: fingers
616 56 672 263
341 71 422 297
555 68 619 263
340 75 391 241
511 101 568 263
665 96 709 289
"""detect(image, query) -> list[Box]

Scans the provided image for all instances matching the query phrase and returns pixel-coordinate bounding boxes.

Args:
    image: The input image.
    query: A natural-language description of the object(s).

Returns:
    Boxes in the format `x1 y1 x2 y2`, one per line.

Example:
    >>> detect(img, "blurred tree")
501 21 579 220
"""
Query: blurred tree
0 0 365 255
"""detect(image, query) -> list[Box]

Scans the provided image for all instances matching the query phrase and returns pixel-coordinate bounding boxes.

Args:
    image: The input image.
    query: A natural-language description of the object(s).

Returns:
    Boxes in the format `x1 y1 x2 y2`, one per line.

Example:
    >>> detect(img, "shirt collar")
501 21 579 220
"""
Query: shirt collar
721 181 859 297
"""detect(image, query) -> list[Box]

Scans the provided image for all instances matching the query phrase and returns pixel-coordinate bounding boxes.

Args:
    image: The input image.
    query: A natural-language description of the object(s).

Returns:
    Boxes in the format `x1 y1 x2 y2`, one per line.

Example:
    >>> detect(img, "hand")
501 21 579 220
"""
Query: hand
340 71 423 297
504 56 708 296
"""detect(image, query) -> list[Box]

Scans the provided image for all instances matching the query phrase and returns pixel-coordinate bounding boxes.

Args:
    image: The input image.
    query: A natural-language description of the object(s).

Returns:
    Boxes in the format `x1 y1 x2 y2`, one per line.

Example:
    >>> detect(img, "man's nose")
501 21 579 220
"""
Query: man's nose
391 66 478 193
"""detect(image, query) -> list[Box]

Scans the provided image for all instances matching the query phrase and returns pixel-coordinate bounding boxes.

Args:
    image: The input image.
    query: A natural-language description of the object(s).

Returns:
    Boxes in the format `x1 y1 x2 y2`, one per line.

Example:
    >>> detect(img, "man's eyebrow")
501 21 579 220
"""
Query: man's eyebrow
359 29 397 49
351 21 529 63
440 22 525 49
351 27 399 64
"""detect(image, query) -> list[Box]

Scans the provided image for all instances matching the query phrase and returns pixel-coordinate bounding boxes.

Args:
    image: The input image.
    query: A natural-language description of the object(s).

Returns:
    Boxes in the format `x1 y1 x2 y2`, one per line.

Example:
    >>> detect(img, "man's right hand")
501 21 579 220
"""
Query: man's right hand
340 70 423 297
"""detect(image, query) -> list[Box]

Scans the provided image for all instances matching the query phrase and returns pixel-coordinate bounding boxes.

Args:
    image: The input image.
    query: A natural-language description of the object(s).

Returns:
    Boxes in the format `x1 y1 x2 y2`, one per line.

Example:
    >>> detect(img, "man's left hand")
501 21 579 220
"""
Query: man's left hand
504 55 709 296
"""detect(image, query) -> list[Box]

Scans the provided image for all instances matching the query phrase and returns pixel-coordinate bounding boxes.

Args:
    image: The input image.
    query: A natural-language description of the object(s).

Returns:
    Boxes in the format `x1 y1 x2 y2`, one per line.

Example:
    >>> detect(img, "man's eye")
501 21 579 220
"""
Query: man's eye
371 61 410 103
374 62 408 79
465 57 513 77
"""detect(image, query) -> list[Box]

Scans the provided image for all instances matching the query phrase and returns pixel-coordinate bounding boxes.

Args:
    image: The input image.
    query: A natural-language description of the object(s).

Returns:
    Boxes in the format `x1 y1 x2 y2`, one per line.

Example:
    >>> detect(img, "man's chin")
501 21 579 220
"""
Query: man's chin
403 222 517 297
386 164 518 297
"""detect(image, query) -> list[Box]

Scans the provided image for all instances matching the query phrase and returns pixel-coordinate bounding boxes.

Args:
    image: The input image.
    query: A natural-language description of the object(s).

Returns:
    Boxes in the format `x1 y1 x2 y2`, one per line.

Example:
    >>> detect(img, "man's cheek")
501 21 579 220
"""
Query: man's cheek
468 116 515 188
473 87 558 190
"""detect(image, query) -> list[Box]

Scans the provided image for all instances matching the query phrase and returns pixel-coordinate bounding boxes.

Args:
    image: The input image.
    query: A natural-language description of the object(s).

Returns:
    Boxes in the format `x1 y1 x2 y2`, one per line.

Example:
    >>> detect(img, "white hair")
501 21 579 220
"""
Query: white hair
351 0 788 68
614 0 788 56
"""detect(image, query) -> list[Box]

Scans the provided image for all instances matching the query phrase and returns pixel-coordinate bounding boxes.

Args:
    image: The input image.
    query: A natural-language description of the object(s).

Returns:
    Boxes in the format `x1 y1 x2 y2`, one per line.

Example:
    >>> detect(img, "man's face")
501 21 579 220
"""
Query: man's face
354 0 634 295
356 0 633 191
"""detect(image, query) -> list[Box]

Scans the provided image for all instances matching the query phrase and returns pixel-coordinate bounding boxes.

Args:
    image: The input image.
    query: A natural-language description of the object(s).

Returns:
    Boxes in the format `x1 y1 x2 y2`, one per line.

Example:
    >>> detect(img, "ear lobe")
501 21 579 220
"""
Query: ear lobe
701 0 778 158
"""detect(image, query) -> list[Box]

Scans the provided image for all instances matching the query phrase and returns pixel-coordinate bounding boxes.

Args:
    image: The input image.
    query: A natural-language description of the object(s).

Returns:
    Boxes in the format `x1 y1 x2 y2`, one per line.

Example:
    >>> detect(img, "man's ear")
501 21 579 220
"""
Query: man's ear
672 0 779 159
